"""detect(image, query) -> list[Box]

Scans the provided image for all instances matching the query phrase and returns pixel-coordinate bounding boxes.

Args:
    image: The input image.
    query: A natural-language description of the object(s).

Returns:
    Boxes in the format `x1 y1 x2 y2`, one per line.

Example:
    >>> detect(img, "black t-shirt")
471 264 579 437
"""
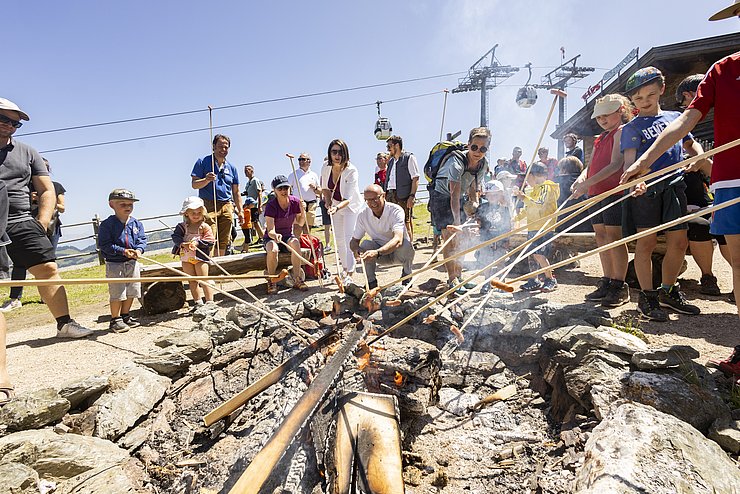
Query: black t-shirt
683 171 711 208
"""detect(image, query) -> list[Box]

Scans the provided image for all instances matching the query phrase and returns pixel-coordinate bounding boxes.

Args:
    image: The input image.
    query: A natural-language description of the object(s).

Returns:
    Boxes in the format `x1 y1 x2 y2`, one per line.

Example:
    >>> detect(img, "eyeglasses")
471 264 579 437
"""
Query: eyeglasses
298 158 311 162
469 144 488 153
330 149 343 155
0 114 22 129
364 196 382 203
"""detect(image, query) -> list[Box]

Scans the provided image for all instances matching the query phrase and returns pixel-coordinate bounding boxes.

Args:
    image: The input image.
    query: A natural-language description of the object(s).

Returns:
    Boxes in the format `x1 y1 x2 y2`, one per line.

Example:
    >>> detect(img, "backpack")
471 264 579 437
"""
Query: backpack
423 141 467 188
299 234 327 279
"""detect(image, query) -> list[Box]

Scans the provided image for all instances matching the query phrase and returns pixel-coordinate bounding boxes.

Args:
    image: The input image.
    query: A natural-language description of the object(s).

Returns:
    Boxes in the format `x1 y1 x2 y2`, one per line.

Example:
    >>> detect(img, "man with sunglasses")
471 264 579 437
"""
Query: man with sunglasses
287 152 320 235
384 136 419 240
0 98 93 338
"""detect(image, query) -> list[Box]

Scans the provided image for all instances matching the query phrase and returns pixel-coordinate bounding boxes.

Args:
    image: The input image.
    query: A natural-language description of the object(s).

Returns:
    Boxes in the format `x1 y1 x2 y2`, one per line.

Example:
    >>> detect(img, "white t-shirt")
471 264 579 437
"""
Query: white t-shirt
352 202 409 244
387 154 420 191
287 168 320 202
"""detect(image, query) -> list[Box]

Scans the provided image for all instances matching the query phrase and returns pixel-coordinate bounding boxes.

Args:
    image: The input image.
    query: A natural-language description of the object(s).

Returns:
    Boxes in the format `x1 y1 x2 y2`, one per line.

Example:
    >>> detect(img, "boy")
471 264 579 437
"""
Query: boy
476 179 512 292
620 66 703 321
98 189 147 333
514 163 560 292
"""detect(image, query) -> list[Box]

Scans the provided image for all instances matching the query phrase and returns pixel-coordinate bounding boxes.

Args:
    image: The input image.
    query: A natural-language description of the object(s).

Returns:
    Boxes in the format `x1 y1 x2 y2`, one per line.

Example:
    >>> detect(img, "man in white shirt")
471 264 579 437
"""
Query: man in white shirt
287 152 321 234
350 184 415 289
384 135 420 240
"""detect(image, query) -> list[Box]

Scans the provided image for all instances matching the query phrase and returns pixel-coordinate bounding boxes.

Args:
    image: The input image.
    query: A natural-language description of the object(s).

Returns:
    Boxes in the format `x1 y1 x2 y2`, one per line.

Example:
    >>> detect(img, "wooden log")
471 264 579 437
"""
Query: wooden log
142 281 186 315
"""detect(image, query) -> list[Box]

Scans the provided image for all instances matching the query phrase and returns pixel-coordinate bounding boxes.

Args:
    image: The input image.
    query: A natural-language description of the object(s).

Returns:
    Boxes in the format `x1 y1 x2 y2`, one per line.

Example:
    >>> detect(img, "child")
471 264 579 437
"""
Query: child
99 189 147 333
172 197 216 309
476 179 512 292
571 94 634 307
620 66 703 321
514 163 560 292
240 197 257 252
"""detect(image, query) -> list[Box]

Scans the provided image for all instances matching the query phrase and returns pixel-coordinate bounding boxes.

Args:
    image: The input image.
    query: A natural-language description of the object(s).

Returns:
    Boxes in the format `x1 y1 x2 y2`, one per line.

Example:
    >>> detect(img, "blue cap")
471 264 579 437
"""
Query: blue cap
271 175 290 189
625 67 663 94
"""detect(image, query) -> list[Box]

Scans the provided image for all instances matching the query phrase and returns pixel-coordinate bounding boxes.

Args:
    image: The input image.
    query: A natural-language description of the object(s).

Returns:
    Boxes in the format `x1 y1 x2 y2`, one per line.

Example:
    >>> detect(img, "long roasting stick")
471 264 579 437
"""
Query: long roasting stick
0 272 289 287
520 88 566 188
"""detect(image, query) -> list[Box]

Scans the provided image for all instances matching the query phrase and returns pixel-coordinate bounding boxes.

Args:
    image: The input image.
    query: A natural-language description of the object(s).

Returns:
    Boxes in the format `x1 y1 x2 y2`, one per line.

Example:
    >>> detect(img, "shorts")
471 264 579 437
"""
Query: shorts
203 199 234 251
710 186 740 236
589 192 625 227
430 190 456 230
623 178 687 233
387 190 413 229
526 230 554 258
263 235 295 253
687 214 726 244
304 200 317 228
105 260 142 301
6 219 57 270
319 199 331 226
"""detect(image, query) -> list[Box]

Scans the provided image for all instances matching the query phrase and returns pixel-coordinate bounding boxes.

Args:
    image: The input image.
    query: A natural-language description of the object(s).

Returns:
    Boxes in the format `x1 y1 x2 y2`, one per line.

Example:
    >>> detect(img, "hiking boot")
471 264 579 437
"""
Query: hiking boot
699 274 721 296
659 284 700 315
602 280 630 308
121 315 140 328
637 290 668 322
109 318 130 334
521 278 543 292
541 277 558 292
57 320 94 338
585 277 610 301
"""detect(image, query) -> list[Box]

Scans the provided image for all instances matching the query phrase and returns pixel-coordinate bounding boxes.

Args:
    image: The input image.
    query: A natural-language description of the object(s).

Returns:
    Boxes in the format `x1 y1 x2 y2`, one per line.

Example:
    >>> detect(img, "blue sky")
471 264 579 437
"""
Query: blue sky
6 1 736 242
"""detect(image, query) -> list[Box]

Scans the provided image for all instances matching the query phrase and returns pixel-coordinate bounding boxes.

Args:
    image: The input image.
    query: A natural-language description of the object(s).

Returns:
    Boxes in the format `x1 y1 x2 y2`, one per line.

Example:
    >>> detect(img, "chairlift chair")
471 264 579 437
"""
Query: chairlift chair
374 101 393 140
515 62 538 108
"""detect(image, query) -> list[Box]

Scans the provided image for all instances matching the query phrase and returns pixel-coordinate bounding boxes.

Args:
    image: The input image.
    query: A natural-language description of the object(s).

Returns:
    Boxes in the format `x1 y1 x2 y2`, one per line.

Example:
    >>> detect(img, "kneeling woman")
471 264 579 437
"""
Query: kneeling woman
264 175 309 294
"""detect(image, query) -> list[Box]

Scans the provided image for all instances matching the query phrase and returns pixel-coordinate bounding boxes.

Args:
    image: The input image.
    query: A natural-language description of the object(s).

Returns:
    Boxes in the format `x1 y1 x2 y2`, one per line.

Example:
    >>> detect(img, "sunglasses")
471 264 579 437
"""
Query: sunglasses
298 158 311 162
276 185 290 191
0 114 22 129
469 144 488 153
330 149 343 155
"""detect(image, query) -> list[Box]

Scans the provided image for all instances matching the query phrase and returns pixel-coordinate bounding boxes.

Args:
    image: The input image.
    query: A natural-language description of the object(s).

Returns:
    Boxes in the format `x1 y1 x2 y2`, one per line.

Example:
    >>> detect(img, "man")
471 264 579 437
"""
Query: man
287 152 320 235
536 147 559 181
191 134 243 256
384 136 419 240
374 152 388 186
0 97 92 338
504 147 527 191
429 127 490 295
242 164 265 241
350 184 414 290
564 133 585 163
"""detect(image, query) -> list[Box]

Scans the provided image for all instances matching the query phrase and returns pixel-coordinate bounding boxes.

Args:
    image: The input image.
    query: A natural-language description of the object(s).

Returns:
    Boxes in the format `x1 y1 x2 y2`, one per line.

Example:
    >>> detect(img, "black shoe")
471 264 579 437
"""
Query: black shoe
638 290 668 322
122 315 141 328
109 318 130 333
368 279 378 290
602 280 630 307
585 277 610 301
699 274 721 296
659 284 700 315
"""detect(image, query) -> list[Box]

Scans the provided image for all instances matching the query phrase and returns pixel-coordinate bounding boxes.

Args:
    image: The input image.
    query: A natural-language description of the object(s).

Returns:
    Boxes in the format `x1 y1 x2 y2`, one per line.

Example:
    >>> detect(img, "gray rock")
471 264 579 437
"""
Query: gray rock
58 375 110 411
55 458 150 494
440 349 506 388
563 349 629 420
501 309 543 336
437 388 479 416
134 348 193 377
622 371 729 433
332 293 360 315
574 403 740 494
631 345 700 370
0 388 70 432
199 317 244 345
708 415 740 454
0 462 39 493
94 363 170 441
154 330 213 363
302 292 335 317
269 298 301 320
538 303 611 329
191 301 220 321
575 325 648 355
226 303 264 328
542 324 596 351
0 429 129 479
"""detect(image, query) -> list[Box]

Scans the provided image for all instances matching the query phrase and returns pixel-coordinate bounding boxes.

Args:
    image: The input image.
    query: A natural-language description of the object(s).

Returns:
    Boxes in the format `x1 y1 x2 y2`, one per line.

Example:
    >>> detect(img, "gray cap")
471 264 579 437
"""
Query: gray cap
108 189 139 202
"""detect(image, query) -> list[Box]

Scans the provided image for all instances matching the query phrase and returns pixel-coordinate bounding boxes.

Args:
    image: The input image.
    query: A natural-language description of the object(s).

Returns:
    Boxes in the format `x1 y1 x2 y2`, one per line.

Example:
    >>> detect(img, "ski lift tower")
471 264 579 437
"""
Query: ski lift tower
533 54 594 158
452 44 519 127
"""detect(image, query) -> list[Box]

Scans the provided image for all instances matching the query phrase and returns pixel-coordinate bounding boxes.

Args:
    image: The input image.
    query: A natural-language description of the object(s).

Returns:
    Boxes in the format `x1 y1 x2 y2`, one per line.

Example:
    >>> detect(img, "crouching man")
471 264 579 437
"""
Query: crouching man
350 185 414 289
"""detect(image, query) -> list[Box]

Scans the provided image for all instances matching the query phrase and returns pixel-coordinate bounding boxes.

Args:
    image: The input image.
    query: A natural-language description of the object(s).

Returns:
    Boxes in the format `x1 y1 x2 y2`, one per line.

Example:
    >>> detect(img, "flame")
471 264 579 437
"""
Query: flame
394 371 404 387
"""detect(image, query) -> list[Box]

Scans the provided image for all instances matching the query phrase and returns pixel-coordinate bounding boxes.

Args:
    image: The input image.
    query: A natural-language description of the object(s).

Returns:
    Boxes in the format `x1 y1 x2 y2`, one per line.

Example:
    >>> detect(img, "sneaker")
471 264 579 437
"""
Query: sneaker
121 315 140 328
541 277 558 292
0 299 22 312
637 290 668 322
324 245 333 254
602 280 630 308
458 277 477 290
266 281 278 295
447 280 467 296
109 318 130 334
659 284 700 315
57 320 94 339
585 278 610 301
521 278 543 292
699 274 721 296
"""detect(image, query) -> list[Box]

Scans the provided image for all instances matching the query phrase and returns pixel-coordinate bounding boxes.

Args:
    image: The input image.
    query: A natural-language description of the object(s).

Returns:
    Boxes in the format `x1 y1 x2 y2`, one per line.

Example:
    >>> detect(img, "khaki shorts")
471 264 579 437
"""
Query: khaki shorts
203 199 235 251
304 200 317 228
106 260 141 301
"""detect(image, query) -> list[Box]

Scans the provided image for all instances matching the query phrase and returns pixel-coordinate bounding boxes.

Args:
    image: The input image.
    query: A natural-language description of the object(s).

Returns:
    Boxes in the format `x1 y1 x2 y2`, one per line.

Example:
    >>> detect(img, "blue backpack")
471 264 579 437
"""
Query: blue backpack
423 141 466 188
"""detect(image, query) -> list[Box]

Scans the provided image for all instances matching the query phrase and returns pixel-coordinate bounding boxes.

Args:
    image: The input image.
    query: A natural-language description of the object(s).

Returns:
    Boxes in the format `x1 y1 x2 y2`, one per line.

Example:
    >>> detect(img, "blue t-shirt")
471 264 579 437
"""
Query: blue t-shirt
191 155 240 202
620 111 693 172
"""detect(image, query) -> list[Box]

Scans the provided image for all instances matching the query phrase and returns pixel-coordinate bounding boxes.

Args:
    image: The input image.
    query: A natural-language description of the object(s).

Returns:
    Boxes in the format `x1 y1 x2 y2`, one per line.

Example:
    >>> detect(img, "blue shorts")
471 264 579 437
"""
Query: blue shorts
526 231 554 258
710 187 740 236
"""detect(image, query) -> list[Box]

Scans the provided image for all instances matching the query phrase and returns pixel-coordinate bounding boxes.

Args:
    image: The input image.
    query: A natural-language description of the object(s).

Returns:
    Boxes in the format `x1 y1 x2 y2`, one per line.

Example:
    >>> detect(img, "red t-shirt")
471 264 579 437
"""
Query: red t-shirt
587 128 621 196
687 52 740 191
374 168 387 186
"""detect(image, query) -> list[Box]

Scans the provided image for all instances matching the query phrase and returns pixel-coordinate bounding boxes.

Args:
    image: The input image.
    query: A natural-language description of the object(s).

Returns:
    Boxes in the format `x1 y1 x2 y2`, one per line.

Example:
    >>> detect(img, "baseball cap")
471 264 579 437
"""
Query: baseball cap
179 196 206 214
710 0 740 20
0 98 30 121
108 189 139 202
271 175 290 189
484 180 505 193
591 94 624 119
496 170 518 181
625 67 663 94
243 196 257 207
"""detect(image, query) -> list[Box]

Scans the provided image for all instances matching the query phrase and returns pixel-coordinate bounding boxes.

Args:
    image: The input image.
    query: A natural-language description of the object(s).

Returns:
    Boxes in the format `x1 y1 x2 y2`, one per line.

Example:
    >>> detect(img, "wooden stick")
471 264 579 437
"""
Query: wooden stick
0 272 290 287
207 105 220 252
328 211 345 293
521 89 566 187
278 239 315 268
358 255 370 292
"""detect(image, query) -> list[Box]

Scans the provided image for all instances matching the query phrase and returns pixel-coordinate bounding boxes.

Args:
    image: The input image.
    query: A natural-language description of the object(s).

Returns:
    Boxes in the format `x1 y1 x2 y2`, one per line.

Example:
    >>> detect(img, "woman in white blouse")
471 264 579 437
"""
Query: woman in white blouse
321 138 363 284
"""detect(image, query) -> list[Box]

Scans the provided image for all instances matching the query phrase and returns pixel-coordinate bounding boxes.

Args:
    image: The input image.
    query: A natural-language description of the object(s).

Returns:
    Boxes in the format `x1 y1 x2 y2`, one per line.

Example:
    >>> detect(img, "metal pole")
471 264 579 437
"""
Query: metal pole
480 76 488 127
92 214 104 265
557 92 566 159
439 89 449 142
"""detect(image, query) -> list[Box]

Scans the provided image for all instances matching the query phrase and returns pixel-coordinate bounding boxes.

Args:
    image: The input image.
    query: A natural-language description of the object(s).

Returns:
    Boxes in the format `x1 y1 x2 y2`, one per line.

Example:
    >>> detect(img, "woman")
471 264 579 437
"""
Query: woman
264 175 308 294
321 139 363 285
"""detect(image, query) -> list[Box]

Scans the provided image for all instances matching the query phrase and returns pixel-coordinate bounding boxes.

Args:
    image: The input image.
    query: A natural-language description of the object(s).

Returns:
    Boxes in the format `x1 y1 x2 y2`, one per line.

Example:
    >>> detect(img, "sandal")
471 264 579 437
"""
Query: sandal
293 280 309 292
0 382 15 406
266 281 278 295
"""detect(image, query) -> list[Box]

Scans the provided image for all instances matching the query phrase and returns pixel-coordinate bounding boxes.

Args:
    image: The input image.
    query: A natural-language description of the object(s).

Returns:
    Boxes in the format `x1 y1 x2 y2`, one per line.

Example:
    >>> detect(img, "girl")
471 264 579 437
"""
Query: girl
172 196 215 308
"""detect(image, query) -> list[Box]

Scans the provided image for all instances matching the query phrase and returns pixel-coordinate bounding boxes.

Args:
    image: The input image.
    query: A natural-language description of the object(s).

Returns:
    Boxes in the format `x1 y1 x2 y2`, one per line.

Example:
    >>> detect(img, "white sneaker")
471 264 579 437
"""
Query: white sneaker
57 320 94 339
0 299 22 312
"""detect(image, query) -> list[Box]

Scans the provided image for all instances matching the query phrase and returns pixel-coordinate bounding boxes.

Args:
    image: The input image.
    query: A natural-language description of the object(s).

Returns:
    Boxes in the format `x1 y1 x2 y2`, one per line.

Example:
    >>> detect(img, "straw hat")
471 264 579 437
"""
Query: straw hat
710 0 740 20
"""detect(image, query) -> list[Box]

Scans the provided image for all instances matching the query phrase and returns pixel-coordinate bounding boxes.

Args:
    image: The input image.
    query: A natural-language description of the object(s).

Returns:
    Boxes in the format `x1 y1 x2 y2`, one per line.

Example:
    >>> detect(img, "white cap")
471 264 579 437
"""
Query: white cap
484 180 505 193
180 196 207 215
0 98 30 121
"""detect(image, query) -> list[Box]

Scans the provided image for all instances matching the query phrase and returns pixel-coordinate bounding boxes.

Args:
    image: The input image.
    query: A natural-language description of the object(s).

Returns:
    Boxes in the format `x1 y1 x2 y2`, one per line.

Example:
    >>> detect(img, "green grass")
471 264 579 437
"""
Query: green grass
610 315 648 342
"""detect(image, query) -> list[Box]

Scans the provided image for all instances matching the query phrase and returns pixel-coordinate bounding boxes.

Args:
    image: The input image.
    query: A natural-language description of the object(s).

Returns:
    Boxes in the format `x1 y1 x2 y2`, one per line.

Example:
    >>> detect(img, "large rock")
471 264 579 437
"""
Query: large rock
154 330 213 363
437 388 479 416
135 348 193 377
622 371 729 433
563 349 630 420
575 325 648 355
94 363 170 441
55 458 150 494
0 388 70 432
302 292 335 317
574 403 740 494
198 315 243 345
0 462 39 493
631 345 700 370
0 429 129 479
542 324 596 351
708 415 740 454
58 375 110 410
440 349 506 388
537 303 611 329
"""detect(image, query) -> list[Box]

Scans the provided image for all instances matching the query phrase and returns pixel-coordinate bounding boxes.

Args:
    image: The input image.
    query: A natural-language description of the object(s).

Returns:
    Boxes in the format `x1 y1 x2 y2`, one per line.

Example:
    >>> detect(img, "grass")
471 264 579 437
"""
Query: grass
610 315 648 342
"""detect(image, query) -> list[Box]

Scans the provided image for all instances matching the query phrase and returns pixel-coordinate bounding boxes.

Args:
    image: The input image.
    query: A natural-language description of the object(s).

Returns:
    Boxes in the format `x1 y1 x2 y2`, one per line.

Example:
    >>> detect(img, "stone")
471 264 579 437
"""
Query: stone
631 345 701 370
574 403 740 494
0 462 39 493
538 303 611 329
135 348 193 377
501 309 543 336
440 349 506 388
575 325 648 355
58 375 110 411
199 317 243 345
708 416 740 454
295 317 320 331
563 349 629 420
437 388 479 416
154 330 213 363
0 429 130 479
0 388 70 432
302 292 335 317
211 337 267 369
55 458 150 494
94 363 170 441
226 303 264 329
622 371 729 433
332 293 360 315
542 324 596 351
191 301 220 321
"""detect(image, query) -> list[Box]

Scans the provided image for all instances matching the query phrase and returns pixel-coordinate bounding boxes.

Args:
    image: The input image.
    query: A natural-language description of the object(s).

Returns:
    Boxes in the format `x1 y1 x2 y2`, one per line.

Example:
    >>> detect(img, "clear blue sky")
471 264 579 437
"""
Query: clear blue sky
6 1 736 240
